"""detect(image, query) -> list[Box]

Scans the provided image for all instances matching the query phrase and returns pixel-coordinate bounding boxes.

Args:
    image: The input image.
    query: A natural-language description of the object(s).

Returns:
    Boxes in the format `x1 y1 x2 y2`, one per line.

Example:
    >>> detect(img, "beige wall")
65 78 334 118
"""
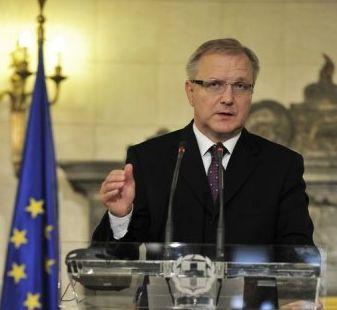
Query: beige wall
2 0 336 161
1 0 337 292
48 0 337 160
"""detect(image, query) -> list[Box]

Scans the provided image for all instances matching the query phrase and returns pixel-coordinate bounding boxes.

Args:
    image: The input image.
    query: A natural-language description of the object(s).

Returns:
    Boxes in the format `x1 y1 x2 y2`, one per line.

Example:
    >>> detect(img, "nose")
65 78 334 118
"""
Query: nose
219 84 234 105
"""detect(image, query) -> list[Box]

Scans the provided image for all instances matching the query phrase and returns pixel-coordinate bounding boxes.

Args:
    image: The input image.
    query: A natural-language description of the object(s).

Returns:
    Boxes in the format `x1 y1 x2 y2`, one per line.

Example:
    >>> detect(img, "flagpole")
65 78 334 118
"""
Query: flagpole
37 0 46 48
36 0 62 303
0 0 60 308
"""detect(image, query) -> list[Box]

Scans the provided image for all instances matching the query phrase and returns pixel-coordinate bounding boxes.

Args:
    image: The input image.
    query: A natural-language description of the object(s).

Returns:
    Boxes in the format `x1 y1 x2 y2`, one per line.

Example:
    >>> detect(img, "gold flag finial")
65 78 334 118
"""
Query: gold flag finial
37 0 47 47
38 0 47 12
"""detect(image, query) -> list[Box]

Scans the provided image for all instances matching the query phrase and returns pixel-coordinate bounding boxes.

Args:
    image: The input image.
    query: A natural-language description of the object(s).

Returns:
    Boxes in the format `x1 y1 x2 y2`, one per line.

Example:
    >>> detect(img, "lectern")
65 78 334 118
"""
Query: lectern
61 242 324 309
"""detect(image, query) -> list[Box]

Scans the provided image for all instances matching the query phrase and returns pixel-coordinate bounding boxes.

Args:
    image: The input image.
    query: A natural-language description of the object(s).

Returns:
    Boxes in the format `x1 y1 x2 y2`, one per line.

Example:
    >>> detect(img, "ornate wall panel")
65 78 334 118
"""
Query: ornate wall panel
246 55 337 294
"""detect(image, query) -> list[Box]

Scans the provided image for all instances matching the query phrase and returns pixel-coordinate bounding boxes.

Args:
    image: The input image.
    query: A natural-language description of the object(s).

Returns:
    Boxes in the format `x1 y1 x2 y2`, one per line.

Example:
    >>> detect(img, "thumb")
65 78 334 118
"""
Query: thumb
124 163 134 182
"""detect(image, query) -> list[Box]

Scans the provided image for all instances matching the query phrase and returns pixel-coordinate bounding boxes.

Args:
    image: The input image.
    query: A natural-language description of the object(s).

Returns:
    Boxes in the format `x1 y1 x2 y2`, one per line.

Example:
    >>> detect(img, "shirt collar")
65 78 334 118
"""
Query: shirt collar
193 123 241 156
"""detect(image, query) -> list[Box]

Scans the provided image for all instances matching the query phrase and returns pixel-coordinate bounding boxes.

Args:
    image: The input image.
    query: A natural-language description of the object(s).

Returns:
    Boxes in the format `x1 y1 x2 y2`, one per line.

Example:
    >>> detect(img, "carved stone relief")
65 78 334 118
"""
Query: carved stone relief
247 54 337 155
246 100 294 146
246 54 337 294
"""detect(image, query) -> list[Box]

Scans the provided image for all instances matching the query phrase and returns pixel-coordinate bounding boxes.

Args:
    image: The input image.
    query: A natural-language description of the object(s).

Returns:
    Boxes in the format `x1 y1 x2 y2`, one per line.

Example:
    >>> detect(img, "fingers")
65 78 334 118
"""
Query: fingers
101 181 125 193
124 163 134 181
100 180 123 207
106 170 126 182
98 164 135 216
100 164 134 199
280 300 317 310
101 188 121 203
104 164 133 183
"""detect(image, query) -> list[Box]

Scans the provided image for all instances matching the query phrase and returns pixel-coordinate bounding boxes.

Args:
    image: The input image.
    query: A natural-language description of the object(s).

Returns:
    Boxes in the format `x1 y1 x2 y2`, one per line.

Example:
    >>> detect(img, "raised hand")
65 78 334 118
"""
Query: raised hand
99 163 135 217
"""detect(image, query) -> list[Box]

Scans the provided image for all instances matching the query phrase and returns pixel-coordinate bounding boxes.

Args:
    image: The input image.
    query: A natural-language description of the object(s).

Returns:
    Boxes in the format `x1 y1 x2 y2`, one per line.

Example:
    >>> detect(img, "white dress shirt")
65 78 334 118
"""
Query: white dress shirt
109 124 241 239
192 123 241 173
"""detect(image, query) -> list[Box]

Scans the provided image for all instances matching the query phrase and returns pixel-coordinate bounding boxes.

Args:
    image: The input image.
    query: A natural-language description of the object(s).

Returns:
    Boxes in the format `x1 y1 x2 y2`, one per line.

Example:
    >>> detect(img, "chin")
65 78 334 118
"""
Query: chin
213 124 240 137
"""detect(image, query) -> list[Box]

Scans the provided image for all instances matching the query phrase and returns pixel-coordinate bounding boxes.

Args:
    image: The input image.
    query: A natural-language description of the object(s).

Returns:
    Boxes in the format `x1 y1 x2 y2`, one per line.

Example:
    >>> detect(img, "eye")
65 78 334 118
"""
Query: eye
232 82 250 91
205 80 222 90
233 82 247 90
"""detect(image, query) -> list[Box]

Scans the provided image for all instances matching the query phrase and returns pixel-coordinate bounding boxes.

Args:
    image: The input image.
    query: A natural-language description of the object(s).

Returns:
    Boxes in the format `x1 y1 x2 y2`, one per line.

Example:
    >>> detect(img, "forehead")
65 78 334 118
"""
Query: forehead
195 52 253 81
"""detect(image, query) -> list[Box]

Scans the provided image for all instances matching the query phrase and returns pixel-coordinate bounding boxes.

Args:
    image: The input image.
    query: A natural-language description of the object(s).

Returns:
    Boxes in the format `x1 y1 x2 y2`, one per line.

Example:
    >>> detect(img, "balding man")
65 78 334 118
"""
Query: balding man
93 38 314 247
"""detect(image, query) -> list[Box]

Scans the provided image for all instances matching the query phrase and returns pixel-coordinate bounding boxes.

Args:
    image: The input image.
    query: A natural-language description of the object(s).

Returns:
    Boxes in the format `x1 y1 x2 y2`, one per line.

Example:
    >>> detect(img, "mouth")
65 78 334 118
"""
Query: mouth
215 111 235 117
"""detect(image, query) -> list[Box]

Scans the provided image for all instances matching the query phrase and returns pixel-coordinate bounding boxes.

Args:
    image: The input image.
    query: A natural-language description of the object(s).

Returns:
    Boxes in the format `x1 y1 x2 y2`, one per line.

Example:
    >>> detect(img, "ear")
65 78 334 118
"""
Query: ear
185 80 195 107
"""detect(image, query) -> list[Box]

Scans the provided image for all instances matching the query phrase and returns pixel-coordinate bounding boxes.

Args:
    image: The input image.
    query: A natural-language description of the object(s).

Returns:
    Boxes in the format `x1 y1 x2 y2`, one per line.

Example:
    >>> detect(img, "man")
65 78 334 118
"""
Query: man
93 38 314 246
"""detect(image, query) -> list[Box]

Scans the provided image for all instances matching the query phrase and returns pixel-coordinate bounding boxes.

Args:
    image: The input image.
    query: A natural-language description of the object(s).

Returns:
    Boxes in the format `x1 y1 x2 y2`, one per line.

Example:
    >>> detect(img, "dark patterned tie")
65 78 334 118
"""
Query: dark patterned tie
207 144 226 202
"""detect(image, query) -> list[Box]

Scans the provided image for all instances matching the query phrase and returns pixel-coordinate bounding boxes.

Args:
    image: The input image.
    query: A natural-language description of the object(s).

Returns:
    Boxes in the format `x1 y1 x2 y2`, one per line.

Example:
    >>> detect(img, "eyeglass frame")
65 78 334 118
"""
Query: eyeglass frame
189 79 254 96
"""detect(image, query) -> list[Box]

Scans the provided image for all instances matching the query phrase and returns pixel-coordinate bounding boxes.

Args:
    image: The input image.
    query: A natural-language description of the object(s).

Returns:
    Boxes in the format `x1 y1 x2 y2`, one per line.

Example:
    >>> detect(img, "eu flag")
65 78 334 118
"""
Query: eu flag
1 46 59 309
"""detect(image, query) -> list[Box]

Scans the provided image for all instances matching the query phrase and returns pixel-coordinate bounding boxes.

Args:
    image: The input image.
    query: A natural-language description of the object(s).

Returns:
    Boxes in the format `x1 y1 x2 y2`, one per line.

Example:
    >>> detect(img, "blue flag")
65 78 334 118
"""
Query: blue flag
1 46 59 310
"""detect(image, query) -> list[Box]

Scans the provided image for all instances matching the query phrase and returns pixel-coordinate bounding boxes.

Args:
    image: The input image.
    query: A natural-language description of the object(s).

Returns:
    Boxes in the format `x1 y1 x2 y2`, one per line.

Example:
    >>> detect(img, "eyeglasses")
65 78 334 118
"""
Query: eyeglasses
190 79 254 96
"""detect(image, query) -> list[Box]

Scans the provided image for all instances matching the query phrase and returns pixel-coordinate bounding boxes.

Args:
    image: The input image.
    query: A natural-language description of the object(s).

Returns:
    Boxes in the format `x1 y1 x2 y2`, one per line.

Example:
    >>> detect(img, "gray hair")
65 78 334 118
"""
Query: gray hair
186 38 260 83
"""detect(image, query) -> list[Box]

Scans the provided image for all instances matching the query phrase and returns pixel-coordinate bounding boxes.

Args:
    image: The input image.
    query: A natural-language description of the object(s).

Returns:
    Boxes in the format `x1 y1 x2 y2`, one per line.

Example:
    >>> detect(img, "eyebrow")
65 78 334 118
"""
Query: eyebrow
234 77 250 82
205 77 252 83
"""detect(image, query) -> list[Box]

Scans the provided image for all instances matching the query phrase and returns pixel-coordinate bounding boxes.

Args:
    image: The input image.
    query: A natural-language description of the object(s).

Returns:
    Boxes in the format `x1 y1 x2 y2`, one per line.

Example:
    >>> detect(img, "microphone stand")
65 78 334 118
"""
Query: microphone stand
162 142 186 306
164 141 186 255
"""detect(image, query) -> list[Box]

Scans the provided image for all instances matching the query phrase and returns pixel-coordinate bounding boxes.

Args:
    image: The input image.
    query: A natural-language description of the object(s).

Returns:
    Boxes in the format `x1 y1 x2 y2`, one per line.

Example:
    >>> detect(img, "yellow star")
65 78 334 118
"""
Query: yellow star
25 198 44 218
10 228 28 249
45 258 56 274
7 263 27 284
45 225 54 239
23 292 41 310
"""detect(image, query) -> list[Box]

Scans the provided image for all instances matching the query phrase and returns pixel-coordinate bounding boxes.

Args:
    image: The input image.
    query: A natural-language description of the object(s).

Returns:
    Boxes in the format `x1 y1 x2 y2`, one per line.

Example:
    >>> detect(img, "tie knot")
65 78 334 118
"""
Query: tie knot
209 144 226 159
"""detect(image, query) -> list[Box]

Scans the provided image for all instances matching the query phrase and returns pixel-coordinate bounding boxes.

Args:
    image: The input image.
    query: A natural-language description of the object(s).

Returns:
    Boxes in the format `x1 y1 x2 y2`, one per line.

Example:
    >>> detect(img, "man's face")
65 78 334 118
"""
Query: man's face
185 52 254 142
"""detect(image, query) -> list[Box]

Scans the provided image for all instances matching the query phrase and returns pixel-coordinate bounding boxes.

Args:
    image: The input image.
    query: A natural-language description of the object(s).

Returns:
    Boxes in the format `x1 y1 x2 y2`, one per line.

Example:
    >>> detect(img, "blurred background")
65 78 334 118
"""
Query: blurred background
0 0 336 301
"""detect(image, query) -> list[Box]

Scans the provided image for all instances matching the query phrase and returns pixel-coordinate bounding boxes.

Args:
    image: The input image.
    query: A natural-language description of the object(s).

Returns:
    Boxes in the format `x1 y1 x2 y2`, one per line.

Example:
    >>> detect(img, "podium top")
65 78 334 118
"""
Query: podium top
66 242 322 279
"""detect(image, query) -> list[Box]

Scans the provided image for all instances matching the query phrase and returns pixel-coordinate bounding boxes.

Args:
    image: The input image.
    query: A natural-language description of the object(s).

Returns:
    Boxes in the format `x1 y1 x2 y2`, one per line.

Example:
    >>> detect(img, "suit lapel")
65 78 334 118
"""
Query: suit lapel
170 124 260 214
223 129 260 205
178 123 213 212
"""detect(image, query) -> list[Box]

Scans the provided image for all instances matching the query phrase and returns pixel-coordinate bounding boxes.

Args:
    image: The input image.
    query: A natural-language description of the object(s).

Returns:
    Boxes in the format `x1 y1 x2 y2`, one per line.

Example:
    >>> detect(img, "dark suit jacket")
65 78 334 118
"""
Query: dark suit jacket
92 121 314 245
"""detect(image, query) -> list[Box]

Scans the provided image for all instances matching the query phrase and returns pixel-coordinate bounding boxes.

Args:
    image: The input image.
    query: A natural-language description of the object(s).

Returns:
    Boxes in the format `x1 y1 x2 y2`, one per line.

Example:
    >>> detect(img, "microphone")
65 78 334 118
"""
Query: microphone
215 142 225 259
164 141 186 244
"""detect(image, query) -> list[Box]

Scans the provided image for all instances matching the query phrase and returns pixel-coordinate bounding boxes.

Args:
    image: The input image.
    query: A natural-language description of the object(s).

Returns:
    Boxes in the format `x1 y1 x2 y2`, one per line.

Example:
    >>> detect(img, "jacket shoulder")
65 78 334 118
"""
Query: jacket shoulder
246 131 303 160
130 127 185 154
